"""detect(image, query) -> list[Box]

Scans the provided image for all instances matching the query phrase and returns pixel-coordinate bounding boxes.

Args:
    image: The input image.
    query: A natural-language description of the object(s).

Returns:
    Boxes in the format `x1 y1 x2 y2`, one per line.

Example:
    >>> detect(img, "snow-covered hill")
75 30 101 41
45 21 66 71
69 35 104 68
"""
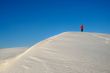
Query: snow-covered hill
0 32 110 73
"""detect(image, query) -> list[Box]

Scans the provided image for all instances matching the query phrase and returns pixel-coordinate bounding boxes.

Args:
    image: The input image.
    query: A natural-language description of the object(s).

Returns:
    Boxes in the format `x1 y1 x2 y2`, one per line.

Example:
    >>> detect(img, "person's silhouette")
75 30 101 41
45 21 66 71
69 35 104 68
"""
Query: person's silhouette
80 24 84 32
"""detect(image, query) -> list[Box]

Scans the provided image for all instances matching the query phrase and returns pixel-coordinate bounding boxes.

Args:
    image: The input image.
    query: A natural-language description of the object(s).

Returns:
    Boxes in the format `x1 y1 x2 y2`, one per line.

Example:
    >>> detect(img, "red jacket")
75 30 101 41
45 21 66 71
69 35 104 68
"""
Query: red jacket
80 25 84 29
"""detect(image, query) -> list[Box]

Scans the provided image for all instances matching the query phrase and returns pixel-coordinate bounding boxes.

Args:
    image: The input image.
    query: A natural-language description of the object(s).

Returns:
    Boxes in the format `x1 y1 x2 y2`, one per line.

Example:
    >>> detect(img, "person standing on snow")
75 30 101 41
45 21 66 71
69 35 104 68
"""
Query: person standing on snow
80 24 84 32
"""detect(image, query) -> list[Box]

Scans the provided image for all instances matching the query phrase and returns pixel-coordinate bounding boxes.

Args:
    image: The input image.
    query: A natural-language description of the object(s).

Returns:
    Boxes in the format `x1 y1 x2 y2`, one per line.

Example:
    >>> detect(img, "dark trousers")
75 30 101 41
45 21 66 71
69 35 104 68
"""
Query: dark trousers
81 29 83 32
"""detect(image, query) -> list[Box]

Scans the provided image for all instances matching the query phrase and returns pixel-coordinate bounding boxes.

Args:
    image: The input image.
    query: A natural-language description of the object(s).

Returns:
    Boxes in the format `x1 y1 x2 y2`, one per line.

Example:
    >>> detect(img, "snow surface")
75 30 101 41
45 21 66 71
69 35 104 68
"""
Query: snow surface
0 47 27 60
0 32 110 73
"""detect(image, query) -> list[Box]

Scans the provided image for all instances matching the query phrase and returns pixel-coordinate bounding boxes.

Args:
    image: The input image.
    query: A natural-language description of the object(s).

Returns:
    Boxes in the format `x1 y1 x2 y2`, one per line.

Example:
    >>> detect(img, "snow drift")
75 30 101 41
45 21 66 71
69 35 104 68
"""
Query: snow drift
0 32 110 73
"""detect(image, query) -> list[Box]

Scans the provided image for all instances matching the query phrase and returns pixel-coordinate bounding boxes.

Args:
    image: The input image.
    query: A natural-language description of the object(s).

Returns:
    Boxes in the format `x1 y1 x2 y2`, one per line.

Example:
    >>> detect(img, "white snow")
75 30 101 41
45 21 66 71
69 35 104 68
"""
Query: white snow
0 47 27 60
0 32 110 73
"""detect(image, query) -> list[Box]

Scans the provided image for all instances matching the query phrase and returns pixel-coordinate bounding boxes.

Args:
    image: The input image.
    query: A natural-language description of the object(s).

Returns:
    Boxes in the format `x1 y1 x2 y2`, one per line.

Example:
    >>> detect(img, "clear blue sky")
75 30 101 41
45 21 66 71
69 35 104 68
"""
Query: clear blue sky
0 0 110 48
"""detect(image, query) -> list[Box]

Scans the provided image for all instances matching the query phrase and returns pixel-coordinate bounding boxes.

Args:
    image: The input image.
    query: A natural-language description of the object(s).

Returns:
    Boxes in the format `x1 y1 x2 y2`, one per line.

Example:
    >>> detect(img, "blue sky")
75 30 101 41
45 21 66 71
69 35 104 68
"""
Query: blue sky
0 0 110 48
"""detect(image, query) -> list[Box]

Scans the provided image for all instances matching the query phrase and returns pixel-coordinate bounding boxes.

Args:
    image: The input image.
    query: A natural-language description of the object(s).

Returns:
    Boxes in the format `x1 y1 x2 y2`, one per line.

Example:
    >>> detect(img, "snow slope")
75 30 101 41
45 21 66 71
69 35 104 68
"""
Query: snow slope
0 32 110 73
0 47 27 60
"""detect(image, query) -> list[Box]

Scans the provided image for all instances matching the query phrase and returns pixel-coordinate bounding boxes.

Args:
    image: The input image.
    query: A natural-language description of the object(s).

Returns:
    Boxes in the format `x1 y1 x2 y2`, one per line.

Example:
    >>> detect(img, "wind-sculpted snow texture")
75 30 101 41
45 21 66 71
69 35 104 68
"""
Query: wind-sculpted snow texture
0 32 110 73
